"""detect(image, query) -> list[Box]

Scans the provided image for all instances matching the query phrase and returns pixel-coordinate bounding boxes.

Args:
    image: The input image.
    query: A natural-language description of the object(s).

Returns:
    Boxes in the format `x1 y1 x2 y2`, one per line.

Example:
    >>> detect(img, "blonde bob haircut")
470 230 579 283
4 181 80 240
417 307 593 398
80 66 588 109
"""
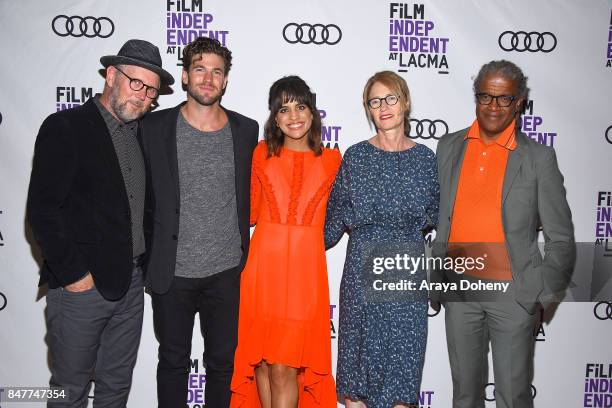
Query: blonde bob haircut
362 71 412 135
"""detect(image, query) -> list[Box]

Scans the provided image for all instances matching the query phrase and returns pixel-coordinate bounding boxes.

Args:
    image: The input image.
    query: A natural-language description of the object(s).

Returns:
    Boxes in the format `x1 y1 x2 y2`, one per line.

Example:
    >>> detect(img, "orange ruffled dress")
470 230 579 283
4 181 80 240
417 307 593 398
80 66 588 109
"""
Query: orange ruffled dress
230 141 341 407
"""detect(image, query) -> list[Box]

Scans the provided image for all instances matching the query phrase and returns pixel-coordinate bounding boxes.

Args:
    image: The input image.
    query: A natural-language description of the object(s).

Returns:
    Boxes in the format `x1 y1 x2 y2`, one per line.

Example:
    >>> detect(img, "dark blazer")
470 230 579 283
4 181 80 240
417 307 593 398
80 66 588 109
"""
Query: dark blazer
432 128 575 312
27 98 152 301
140 103 259 294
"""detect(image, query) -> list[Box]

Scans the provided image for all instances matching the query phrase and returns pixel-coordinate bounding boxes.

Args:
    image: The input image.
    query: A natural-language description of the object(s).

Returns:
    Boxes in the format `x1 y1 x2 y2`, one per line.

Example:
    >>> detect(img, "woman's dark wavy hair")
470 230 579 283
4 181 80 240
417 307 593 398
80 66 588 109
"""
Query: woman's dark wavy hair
264 76 322 157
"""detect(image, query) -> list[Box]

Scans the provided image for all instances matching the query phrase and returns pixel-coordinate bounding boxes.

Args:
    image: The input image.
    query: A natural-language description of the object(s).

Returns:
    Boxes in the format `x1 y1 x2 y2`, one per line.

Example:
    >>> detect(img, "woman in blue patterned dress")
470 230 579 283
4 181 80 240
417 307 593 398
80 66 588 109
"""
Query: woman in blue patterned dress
325 71 439 408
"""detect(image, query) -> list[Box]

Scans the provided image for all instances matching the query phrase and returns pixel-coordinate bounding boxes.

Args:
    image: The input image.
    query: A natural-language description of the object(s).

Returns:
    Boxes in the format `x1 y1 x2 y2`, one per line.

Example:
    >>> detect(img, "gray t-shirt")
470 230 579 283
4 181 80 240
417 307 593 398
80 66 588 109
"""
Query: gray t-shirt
174 112 242 278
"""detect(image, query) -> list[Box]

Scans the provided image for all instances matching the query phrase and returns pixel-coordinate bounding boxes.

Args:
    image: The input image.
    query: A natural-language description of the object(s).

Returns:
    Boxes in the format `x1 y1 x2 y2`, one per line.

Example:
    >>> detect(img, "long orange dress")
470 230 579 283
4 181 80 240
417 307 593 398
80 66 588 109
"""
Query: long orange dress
230 141 341 407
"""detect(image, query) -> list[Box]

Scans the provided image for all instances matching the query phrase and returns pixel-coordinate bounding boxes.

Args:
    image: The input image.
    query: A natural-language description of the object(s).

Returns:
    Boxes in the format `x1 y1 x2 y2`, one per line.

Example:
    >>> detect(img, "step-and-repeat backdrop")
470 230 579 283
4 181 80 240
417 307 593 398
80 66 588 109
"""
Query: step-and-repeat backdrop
1 1 611 407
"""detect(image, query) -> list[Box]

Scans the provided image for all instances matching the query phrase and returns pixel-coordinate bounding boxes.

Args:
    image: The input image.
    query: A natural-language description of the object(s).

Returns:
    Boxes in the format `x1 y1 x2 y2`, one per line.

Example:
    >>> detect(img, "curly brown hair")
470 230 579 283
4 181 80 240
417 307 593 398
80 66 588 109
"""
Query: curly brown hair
182 37 232 74
263 76 322 157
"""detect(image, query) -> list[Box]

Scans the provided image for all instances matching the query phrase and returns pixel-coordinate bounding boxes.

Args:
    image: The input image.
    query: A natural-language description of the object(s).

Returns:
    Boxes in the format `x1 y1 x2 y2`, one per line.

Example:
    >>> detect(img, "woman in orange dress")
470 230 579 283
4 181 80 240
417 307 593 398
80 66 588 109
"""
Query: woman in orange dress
230 76 340 408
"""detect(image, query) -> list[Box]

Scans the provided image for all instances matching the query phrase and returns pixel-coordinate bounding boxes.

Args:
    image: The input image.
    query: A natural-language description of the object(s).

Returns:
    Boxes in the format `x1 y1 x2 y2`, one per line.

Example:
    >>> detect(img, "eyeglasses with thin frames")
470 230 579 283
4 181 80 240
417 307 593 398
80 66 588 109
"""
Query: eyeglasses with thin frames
114 66 159 99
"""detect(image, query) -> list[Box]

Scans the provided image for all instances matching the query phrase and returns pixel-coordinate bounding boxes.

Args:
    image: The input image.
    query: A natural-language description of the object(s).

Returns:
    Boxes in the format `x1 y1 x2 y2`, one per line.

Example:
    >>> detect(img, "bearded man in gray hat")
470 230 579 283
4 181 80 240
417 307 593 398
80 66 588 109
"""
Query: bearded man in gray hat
27 39 174 407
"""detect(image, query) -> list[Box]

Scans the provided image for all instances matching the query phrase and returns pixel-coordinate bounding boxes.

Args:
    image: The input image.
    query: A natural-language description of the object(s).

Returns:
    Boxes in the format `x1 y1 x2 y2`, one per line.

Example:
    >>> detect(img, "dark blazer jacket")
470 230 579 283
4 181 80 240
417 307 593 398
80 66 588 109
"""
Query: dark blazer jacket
140 103 259 294
432 128 575 312
27 98 152 301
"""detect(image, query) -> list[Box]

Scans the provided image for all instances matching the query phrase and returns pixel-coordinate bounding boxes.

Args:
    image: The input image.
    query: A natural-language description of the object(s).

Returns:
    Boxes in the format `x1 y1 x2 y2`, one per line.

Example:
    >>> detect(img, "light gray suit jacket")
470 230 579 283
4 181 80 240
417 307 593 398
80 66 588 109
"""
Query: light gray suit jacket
432 127 575 313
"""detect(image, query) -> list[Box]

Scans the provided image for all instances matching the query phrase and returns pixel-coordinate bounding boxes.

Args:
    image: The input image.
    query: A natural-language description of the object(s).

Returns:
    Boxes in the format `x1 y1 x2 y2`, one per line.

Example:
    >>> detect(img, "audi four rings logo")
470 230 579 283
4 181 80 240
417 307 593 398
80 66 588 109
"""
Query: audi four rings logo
594 301 612 320
605 125 612 145
408 119 449 140
498 31 557 53
282 23 342 45
0 292 6 311
52 15 115 38
485 383 536 401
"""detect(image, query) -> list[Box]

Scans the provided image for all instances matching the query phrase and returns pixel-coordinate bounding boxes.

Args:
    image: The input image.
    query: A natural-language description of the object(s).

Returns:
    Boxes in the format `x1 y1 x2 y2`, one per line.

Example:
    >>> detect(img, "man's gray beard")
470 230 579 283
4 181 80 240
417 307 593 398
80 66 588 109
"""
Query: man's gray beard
109 84 144 123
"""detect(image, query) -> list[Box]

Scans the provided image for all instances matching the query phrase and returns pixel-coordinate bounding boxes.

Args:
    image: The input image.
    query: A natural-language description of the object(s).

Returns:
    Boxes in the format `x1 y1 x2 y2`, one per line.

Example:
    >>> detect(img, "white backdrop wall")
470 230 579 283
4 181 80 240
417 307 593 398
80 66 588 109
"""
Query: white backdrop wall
1 1 611 407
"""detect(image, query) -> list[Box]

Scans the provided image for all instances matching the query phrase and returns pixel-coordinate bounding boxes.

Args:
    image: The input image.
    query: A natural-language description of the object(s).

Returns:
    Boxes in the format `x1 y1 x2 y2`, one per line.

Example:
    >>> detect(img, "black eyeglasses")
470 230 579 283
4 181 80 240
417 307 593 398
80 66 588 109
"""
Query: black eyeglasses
114 66 159 99
367 94 399 109
475 93 516 107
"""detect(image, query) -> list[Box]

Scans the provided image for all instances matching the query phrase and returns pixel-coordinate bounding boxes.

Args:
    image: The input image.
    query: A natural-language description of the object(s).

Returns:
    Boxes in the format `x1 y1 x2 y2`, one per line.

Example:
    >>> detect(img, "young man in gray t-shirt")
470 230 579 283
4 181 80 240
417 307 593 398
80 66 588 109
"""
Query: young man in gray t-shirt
140 37 258 408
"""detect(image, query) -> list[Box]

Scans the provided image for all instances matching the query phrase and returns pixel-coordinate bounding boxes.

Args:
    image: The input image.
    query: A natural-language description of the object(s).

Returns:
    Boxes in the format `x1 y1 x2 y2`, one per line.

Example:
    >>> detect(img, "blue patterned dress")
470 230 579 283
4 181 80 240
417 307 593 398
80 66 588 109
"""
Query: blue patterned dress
324 141 439 407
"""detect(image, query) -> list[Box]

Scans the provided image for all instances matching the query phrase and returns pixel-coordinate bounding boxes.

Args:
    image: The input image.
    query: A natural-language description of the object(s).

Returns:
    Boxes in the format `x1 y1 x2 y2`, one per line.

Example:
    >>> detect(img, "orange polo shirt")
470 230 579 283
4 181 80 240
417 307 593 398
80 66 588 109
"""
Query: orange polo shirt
448 120 517 280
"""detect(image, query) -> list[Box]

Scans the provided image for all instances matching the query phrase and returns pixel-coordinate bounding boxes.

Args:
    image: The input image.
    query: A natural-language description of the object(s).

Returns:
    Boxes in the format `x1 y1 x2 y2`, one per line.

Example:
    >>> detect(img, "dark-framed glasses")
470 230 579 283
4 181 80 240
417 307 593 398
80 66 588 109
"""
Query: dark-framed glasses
367 94 399 109
114 66 159 99
475 93 516 107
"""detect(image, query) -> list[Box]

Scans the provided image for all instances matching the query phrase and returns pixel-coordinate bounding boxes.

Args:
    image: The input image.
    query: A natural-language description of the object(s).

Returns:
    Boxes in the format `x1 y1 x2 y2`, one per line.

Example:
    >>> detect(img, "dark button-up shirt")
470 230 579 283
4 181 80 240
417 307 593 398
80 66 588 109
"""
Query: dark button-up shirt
93 96 146 257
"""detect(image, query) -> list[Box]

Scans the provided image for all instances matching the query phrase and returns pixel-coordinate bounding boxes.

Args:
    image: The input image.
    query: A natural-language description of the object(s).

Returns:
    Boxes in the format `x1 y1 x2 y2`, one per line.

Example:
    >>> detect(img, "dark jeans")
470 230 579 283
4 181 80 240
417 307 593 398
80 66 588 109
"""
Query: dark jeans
152 266 240 408
45 267 144 408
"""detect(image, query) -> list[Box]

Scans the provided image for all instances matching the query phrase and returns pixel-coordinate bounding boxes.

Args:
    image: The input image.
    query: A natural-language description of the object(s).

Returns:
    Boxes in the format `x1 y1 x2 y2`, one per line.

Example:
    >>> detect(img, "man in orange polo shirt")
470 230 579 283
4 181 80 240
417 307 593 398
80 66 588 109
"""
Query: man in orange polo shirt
432 60 574 408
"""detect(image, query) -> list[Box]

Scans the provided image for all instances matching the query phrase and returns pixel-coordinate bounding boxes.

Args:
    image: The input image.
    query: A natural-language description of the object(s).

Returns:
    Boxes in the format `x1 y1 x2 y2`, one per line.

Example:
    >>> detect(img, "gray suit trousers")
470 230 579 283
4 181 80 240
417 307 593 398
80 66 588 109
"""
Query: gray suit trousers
45 268 144 408
444 283 536 408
